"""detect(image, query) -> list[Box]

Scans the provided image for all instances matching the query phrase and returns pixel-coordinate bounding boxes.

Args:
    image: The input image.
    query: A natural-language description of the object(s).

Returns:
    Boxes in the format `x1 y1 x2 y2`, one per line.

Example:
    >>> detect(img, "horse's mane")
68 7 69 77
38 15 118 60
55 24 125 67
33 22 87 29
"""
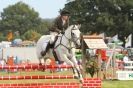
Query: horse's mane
67 25 74 31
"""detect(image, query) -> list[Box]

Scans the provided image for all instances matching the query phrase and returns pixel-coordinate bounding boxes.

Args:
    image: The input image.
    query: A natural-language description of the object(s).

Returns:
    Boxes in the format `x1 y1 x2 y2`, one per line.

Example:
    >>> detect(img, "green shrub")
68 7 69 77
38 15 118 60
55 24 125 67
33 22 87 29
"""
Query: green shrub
86 57 99 77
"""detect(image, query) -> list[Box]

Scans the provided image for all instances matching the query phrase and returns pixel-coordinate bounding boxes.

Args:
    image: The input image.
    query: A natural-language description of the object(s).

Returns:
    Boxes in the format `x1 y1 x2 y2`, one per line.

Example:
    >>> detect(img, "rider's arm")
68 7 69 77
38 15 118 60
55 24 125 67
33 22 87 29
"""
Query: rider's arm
49 18 61 33
50 26 61 33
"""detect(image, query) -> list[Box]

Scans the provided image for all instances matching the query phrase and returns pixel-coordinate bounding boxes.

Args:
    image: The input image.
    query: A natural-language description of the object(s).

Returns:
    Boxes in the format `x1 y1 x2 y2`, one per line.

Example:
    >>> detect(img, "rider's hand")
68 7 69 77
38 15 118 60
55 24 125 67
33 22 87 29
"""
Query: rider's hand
61 31 65 34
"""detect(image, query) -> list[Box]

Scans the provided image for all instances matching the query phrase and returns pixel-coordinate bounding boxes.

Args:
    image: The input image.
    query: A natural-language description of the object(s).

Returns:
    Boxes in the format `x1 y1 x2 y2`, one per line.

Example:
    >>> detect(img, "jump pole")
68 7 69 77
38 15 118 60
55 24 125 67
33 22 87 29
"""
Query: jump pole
0 65 73 69
0 64 102 88
0 75 74 80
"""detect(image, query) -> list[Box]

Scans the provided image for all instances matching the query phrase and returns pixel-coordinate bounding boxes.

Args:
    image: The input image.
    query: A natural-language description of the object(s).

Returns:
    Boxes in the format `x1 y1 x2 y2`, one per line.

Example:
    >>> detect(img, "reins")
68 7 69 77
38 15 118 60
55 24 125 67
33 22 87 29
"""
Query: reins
54 25 80 52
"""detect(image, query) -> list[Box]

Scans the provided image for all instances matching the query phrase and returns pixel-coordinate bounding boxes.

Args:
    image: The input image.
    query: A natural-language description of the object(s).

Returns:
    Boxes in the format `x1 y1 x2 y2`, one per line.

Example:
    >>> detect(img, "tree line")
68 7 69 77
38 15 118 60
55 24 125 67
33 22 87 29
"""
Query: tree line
65 0 133 46
0 0 133 44
0 1 53 41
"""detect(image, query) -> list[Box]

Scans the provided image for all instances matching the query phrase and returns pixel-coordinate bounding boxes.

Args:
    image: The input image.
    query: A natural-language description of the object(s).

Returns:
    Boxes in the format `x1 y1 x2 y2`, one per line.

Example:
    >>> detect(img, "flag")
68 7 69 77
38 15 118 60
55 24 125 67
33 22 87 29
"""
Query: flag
112 34 118 42
125 34 132 48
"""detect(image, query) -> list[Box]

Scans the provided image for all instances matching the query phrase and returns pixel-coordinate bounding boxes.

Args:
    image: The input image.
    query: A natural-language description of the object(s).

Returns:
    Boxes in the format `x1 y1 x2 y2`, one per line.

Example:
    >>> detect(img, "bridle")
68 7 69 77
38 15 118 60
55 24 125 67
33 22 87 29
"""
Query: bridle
54 25 81 52
63 25 81 46
69 25 81 46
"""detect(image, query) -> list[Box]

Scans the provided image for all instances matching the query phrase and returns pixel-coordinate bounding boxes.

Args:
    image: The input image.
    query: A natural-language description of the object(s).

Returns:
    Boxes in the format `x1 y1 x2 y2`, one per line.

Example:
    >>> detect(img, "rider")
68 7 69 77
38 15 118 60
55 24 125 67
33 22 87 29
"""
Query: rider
41 10 70 56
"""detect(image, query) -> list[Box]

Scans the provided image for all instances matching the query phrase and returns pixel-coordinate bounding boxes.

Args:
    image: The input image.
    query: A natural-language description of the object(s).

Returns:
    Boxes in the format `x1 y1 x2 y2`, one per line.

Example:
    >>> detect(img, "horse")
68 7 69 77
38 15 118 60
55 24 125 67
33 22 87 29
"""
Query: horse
36 25 83 82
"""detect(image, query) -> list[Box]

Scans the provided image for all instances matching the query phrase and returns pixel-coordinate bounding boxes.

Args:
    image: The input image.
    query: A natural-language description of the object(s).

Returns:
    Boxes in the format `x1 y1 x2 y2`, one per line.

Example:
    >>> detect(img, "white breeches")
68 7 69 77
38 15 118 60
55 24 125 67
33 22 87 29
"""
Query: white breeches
42 42 48 51
39 32 58 53
50 32 58 44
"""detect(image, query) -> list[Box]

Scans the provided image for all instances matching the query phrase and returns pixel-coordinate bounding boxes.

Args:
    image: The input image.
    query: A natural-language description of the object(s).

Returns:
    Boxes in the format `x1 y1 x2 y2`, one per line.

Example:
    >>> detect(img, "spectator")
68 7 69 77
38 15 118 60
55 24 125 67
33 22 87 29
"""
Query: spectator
123 54 129 66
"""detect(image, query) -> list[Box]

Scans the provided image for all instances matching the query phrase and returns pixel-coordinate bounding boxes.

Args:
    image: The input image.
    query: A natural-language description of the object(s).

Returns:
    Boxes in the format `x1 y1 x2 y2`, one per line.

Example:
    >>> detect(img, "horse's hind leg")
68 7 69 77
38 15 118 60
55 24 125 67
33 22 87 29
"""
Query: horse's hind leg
39 58 42 65
37 57 44 71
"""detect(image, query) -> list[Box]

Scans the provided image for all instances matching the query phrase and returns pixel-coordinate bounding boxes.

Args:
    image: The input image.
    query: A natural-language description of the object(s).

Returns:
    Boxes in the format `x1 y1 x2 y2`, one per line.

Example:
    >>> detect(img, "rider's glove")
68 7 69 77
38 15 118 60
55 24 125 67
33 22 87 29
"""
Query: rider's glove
61 31 65 34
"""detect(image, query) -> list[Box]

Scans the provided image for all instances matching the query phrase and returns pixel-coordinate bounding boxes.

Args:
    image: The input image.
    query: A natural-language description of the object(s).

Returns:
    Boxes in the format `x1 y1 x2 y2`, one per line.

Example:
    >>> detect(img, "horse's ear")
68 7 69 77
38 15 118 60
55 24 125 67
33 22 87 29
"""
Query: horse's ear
77 24 81 29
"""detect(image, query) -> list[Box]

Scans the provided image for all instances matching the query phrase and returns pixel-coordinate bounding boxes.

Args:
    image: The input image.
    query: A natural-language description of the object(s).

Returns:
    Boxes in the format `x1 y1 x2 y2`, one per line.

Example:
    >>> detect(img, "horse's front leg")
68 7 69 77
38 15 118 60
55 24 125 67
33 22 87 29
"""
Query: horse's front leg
69 49 83 82
72 56 83 79
59 53 77 77
67 53 78 78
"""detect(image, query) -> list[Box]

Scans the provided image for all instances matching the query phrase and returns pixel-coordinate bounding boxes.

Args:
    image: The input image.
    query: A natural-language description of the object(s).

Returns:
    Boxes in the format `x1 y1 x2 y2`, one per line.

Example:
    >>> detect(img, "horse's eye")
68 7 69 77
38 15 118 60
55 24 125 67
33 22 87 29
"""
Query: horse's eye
72 33 74 35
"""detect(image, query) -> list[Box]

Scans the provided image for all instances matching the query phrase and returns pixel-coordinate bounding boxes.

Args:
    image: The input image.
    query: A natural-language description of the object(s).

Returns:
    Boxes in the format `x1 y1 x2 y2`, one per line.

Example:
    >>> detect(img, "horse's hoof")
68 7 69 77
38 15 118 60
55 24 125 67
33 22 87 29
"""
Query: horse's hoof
79 79 83 83
39 63 42 66
74 76 79 79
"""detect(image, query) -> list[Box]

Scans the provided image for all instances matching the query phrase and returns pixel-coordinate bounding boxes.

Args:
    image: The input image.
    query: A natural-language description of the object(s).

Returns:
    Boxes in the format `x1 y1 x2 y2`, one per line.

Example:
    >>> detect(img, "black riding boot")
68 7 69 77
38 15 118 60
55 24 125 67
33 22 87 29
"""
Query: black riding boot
41 51 46 56
41 42 50 56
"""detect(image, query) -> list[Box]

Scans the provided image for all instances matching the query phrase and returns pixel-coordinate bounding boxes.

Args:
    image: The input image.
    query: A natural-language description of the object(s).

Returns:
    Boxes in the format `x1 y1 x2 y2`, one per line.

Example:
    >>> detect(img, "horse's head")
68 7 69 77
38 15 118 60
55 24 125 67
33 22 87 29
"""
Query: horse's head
70 25 81 48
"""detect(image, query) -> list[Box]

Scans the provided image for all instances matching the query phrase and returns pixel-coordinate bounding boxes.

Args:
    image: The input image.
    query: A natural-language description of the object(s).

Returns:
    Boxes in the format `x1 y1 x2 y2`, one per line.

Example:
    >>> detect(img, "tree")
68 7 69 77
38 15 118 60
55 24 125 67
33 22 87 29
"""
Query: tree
64 0 133 47
0 1 42 36
22 30 41 42
0 32 6 41
64 0 133 37
36 19 54 35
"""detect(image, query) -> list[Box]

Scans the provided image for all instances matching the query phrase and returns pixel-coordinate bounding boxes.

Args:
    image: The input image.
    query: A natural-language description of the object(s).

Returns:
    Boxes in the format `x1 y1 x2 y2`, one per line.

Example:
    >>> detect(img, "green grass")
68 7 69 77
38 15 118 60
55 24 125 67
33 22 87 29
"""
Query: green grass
102 80 133 88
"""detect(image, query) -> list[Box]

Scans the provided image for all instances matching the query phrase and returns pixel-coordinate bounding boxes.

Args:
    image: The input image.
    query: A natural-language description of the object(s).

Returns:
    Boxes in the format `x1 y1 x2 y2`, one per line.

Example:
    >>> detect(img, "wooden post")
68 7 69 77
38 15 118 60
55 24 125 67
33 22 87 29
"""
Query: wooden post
97 49 101 78
112 50 116 79
81 38 86 78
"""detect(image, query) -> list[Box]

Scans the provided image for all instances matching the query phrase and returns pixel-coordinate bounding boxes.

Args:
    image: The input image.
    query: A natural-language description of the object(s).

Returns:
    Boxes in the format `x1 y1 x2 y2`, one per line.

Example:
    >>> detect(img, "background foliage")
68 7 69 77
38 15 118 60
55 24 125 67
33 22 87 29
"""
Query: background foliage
0 0 133 42
0 1 52 41
65 0 133 37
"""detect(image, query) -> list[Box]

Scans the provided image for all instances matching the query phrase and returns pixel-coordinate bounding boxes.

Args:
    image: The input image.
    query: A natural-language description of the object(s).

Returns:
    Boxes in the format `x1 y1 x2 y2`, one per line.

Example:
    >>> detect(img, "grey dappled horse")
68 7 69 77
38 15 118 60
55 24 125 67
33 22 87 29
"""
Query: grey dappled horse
36 25 83 82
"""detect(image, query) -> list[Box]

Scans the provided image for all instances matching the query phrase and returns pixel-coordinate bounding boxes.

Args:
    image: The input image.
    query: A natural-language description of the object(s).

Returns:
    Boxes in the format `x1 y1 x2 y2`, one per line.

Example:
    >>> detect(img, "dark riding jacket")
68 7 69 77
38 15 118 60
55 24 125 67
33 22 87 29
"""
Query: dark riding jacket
50 16 69 33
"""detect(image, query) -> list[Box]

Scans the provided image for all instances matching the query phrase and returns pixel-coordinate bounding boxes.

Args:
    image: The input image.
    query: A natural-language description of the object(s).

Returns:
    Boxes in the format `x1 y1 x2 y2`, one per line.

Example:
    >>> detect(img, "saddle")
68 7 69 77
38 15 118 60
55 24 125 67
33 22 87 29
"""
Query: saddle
46 35 59 62
41 34 61 62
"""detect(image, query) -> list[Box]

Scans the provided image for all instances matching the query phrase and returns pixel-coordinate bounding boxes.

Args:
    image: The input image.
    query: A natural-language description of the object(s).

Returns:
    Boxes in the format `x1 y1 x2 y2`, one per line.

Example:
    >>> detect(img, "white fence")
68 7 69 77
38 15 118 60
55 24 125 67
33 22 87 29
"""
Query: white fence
124 61 133 69
116 71 133 80
116 61 133 80
2 47 38 63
